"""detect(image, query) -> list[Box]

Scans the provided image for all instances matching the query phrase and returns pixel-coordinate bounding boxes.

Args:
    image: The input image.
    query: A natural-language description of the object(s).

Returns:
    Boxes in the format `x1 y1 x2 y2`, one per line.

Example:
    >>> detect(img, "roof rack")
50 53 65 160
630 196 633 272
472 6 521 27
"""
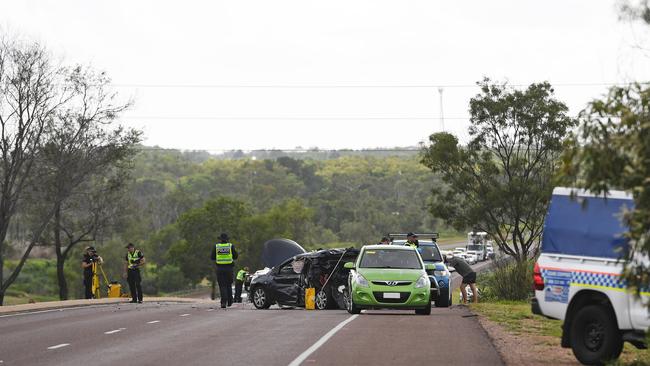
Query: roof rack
388 233 439 240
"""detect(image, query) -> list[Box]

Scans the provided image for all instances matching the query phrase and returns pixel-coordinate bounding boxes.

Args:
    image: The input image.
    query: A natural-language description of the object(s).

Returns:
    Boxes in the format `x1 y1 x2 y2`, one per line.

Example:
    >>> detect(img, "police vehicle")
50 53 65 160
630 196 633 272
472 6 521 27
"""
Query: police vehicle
532 188 649 364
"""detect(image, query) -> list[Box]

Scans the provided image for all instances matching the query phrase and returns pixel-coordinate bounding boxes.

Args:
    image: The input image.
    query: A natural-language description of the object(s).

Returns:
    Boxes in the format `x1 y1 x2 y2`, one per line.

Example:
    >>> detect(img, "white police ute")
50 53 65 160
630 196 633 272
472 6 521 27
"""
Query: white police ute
532 187 648 364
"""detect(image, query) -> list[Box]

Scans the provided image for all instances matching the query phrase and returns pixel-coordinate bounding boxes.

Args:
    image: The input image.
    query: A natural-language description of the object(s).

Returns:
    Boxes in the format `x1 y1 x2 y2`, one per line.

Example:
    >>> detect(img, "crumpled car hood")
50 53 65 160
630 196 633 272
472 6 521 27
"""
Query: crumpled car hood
261 238 306 268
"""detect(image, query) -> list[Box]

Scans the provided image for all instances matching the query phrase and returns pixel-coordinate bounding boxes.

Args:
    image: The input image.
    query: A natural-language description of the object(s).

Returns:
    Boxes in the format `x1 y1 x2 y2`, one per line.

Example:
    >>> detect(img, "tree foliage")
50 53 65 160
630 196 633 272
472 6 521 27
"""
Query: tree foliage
561 83 650 296
421 79 577 261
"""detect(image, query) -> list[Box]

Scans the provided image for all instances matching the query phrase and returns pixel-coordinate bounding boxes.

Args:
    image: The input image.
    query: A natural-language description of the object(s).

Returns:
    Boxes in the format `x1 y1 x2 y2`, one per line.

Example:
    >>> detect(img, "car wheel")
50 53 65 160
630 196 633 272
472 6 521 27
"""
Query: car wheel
436 287 451 307
315 289 329 310
570 305 623 365
346 288 361 314
415 298 432 315
252 286 271 309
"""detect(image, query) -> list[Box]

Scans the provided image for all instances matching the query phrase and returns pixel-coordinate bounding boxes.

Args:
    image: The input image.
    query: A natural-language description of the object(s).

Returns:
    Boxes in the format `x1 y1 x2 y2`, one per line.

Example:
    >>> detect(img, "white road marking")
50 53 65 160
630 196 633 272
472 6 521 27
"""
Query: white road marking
206 309 215 312
180 313 190 317
287 315 358 366
104 328 126 334
147 320 160 324
47 343 70 350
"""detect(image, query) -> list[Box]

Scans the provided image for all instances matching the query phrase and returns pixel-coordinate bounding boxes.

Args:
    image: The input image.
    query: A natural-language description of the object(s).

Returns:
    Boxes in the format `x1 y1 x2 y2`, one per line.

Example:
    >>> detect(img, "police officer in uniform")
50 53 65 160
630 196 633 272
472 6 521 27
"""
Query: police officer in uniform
234 266 249 303
210 233 238 308
406 232 419 248
123 243 145 303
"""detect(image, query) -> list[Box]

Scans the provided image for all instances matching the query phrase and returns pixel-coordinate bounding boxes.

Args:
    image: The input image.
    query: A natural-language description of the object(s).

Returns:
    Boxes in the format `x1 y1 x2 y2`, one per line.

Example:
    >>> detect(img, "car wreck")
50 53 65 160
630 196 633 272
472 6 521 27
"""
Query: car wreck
250 240 360 310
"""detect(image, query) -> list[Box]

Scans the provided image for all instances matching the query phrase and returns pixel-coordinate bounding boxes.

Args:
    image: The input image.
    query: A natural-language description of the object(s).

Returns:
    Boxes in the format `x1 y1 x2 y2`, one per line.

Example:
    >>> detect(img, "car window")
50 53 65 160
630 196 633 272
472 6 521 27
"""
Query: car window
279 260 297 275
418 244 442 262
359 249 422 269
466 244 483 251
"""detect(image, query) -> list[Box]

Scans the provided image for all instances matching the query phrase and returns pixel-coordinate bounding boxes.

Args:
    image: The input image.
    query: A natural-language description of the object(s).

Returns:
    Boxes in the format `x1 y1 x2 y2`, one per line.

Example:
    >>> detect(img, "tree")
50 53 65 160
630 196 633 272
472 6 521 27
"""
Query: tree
0 37 73 305
421 79 577 261
36 66 140 300
560 83 650 297
170 197 250 298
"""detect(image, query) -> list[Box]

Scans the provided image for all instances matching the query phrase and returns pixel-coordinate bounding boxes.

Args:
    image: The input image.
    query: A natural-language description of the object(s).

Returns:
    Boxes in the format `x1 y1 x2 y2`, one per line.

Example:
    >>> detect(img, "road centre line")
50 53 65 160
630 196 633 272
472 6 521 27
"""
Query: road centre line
47 343 70 350
104 328 126 334
180 313 190 317
287 314 358 366
147 320 160 324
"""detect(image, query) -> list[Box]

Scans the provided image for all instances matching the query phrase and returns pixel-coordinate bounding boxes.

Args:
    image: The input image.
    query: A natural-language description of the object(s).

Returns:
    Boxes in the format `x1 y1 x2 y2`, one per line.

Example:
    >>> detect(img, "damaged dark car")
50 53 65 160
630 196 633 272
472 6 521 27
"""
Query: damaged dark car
250 247 360 310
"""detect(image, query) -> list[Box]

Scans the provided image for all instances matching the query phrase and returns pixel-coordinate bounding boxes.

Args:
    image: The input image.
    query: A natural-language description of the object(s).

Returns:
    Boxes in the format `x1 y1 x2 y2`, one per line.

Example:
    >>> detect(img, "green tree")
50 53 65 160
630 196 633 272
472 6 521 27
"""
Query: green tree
0 37 74 305
561 83 650 296
421 79 576 261
36 66 140 300
170 196 250 298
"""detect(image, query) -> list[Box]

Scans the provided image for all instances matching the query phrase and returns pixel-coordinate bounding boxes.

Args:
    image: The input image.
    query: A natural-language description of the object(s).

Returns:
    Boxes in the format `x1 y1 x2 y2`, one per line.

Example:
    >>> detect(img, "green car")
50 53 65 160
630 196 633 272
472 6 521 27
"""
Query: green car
343 245 435 315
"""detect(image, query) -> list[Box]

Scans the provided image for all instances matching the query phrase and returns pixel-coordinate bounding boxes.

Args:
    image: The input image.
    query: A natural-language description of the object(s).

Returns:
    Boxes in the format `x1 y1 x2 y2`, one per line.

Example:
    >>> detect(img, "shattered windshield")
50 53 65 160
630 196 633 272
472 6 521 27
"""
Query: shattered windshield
359 249 422 269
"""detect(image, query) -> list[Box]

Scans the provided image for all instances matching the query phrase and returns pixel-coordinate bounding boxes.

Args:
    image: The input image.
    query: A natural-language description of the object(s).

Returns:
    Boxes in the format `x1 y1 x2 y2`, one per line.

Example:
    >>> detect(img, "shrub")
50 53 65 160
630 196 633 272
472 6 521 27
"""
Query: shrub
478 257 535 301
156 264 189 293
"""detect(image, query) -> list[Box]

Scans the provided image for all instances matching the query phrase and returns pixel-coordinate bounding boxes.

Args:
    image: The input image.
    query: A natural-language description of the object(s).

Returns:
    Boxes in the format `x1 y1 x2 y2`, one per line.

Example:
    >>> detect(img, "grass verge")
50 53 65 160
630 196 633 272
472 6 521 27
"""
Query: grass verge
470 300 649 365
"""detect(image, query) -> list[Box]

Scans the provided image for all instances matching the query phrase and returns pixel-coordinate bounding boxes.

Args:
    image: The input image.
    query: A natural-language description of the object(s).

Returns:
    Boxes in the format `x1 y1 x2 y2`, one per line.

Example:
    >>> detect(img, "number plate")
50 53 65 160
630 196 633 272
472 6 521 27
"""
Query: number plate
383 292 400 299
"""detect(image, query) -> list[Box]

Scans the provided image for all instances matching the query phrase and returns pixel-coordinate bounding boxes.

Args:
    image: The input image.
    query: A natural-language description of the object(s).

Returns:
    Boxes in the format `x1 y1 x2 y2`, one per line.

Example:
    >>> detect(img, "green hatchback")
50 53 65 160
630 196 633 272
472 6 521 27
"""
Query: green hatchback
344 245 434 315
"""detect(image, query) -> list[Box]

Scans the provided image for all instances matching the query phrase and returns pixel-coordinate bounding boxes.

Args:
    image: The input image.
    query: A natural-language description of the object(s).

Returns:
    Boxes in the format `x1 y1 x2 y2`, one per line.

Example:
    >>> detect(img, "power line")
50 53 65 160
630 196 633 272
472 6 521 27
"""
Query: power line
138 147 423 153
110 82 648 89
121 116 470 121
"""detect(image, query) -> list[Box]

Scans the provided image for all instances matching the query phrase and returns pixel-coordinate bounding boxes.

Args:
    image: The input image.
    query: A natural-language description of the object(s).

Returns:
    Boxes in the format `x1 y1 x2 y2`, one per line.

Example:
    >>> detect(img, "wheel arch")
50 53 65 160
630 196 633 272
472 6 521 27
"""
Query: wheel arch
562 289 617 348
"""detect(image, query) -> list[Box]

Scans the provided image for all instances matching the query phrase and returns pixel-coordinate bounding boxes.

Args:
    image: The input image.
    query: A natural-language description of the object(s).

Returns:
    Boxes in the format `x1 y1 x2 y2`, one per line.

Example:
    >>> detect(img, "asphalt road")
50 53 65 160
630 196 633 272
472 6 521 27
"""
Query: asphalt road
0 260 499 366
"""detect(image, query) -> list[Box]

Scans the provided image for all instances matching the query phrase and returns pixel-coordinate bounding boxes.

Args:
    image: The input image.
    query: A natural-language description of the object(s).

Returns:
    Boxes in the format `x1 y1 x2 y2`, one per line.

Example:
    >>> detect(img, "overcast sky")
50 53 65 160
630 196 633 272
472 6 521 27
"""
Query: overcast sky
2 0 650 151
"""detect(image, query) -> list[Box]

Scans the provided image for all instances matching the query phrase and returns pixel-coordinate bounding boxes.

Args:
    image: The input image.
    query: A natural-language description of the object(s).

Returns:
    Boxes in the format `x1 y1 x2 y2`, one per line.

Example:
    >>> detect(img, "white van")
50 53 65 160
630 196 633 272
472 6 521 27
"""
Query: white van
532 188 648 364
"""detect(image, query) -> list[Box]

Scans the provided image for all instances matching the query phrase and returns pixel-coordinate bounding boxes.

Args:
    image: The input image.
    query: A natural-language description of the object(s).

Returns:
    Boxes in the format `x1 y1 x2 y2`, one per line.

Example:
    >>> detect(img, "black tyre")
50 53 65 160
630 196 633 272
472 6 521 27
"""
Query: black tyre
346 288 361 314
570 305 623 365
252 286 272 309
415 298 432 315
436 287 451 308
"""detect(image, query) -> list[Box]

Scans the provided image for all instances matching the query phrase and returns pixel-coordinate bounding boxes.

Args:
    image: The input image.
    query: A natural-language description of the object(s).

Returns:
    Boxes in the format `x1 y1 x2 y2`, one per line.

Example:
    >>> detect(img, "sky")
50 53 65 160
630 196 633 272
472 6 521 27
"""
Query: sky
2 0 650 151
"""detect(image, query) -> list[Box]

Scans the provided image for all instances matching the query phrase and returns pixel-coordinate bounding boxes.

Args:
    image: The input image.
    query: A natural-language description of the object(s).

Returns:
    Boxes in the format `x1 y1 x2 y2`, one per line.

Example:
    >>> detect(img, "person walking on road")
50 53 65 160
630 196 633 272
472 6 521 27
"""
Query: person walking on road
210 233 239 308
446 254 478 304
124 243 145 303
234 266 249 303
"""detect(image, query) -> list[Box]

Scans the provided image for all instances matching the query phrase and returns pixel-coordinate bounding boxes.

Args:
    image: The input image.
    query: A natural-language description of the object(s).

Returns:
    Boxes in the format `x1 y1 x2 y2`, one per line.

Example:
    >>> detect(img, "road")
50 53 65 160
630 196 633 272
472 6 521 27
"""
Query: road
0 260 499 366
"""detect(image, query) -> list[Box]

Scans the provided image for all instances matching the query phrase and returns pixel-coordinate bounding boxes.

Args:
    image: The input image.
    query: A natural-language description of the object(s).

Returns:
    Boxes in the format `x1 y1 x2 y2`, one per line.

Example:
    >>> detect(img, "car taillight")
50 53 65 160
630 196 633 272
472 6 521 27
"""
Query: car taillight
533 262 544 291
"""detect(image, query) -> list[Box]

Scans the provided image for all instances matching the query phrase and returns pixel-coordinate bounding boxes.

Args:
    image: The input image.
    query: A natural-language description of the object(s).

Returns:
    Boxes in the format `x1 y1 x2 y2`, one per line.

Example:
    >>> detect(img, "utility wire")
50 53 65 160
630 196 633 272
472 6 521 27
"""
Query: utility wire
110 82 648 89
121 116 469 120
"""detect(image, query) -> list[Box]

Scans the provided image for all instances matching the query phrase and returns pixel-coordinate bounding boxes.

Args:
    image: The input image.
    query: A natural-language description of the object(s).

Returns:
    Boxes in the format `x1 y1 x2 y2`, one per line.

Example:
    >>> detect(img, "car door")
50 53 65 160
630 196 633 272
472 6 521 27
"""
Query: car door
270 259 301 305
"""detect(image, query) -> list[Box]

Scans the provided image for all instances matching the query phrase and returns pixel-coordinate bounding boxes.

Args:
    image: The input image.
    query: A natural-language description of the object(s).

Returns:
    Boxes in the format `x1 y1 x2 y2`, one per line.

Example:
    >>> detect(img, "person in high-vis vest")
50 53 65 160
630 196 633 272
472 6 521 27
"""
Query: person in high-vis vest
406 232 419 248
210 233 238 308
234 266 249 303
123 243 145 303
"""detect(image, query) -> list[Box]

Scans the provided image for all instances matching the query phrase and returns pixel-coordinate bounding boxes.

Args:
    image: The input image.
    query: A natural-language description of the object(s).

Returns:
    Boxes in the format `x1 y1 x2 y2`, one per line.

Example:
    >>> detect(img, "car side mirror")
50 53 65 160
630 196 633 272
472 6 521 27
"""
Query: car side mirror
343 262 355 270
425 264 435 271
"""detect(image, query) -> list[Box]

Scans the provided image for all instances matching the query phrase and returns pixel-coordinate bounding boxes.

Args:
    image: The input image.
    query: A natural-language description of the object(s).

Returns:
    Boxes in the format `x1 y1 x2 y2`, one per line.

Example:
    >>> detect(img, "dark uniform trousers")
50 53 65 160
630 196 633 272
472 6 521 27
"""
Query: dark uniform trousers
216 267 234 306
234 279 244 302
84 273 93 299
127 268 143 302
